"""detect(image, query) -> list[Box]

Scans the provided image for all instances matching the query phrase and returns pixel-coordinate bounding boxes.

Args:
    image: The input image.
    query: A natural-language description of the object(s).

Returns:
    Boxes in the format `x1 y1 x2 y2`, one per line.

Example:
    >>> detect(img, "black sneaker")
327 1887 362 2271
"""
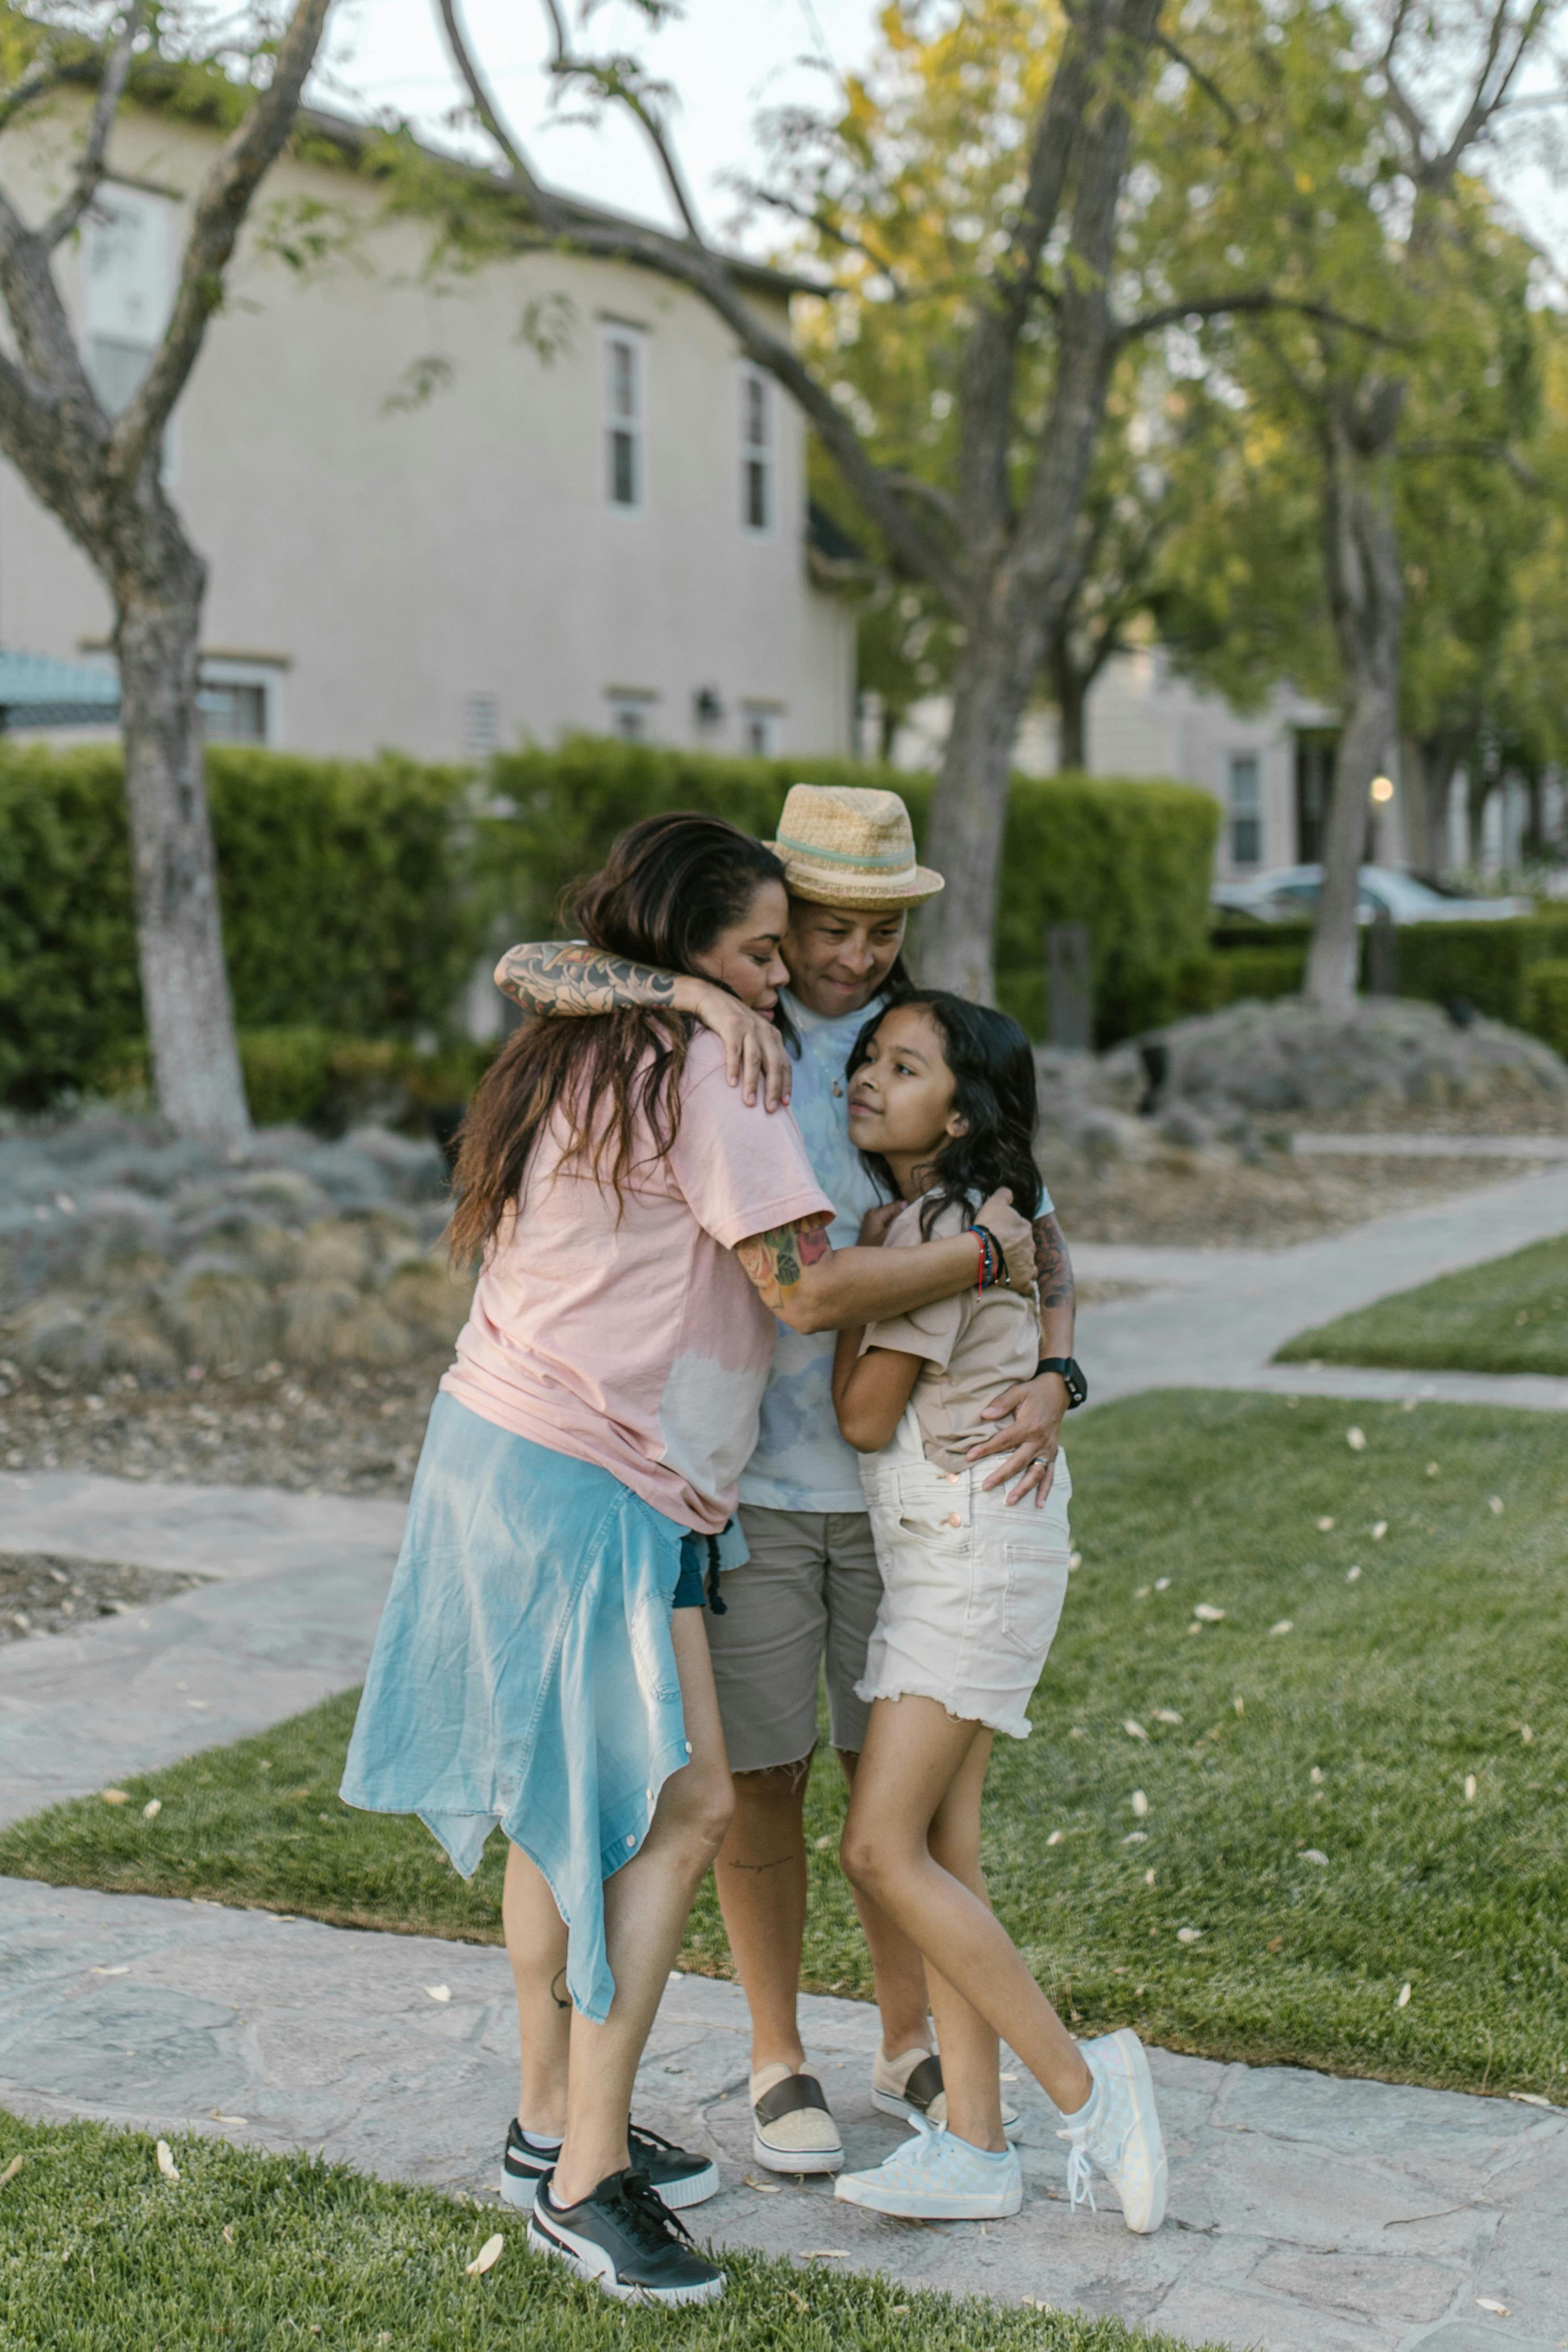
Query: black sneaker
528 2166 725 2307
500 2118 719 2211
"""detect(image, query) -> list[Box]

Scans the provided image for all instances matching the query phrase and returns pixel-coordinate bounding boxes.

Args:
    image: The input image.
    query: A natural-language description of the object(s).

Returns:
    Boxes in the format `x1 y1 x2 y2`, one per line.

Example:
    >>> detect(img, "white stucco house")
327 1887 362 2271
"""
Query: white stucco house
0 97 856 762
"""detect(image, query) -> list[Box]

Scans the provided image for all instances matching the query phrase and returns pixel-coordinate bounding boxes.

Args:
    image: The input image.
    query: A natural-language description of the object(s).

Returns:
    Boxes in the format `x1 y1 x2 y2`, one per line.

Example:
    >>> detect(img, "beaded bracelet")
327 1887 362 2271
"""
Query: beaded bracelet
966 1223 1008 1297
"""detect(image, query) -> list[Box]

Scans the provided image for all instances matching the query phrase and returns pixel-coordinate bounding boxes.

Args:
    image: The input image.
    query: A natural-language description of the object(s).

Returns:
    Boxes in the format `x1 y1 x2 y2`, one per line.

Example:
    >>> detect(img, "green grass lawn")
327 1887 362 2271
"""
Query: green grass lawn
0 2111 1198 2352
1276 1233 1568 1373
6 1391 1568 2100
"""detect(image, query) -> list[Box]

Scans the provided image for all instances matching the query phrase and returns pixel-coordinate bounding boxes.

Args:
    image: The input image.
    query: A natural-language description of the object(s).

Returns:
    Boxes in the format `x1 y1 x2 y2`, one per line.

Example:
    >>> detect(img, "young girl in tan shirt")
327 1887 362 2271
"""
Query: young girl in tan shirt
830 990 1167 2232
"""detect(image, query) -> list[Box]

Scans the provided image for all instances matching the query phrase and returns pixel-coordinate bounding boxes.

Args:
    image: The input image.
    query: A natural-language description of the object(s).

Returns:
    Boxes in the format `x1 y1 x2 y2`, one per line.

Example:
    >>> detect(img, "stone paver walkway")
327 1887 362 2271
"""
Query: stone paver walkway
5 1875 1566 2352
4 1157 1568 2347
1291 1133 1568 1161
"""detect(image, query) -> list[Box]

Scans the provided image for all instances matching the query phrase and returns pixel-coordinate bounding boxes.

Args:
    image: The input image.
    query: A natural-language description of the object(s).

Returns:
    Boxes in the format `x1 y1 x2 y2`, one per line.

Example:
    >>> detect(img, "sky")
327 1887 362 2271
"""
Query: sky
313 0 884 252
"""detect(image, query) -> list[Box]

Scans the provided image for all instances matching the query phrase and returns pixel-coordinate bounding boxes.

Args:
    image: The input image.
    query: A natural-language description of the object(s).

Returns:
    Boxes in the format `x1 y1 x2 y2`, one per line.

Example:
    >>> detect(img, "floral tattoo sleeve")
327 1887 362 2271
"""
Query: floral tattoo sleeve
734 1215 833 1311
493 941 677 1016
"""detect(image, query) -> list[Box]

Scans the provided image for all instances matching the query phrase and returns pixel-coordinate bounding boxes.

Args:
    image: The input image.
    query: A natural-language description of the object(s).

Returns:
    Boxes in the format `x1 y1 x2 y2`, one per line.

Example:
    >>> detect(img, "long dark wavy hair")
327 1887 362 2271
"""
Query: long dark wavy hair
847 989 1042 1239
450 813 786 1260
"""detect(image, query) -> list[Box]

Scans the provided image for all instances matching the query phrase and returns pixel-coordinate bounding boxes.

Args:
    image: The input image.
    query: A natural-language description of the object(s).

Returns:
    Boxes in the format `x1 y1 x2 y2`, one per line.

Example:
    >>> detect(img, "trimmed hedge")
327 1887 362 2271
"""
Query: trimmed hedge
1 736 1219 1109
1393 916 1568 1028
0 744 484 1109
1524 959 1568 1062
481 739 1221 1047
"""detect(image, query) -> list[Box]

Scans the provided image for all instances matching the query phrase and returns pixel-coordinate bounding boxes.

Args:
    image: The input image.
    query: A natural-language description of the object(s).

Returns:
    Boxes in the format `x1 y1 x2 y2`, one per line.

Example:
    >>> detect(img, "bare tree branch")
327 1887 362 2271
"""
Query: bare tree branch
539 0 706 243
885 469 961 533
1153 26 1244 131
1118 288 1401 345
42 2 144 249
730 179 906 297
111 0 332 477
438 0 565 229
0 56 68 138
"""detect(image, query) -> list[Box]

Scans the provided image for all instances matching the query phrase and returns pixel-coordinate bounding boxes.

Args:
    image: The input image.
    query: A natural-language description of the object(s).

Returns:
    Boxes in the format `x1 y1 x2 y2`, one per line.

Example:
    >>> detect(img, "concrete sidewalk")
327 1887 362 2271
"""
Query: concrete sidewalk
1074 1160 1568 1407
5 1875 1565 2352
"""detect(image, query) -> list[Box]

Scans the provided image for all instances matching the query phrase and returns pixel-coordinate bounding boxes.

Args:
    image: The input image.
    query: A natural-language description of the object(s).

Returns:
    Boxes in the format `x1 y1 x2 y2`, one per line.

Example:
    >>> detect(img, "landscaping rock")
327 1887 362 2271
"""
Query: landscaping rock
0 1111 464 1381
1147 998 1568 1128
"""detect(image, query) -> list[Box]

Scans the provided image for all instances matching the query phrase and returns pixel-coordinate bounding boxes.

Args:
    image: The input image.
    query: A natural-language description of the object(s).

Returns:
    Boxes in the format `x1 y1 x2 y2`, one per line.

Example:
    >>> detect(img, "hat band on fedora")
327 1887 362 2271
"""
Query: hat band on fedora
773 832 914 871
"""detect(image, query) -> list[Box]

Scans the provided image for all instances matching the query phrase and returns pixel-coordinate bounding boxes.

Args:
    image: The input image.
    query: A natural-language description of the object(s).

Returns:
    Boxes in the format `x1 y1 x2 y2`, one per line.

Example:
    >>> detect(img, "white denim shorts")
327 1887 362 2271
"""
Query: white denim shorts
856 1405 1072 1740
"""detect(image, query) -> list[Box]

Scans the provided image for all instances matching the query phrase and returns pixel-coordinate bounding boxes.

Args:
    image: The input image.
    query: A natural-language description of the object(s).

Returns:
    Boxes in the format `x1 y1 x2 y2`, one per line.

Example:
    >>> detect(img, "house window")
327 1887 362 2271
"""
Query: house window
603 327 645 512
741 703 781 757
606 689 657 742
197 667 275 745
463 692 499 756
739 366 773 535
1228 752 1262 867
84 185 173 419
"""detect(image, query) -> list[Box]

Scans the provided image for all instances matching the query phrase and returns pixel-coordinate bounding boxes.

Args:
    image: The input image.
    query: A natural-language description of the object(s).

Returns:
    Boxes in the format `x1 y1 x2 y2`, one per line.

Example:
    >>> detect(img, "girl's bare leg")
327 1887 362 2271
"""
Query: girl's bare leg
551 1610 734 2207
922 1733 1005 2151
840 1694 1092 2130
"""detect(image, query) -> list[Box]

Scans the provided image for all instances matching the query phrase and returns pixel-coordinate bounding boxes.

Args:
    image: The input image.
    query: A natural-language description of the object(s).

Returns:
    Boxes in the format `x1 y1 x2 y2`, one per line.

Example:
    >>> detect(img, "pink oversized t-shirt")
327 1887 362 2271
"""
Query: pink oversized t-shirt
442 1030 833 1534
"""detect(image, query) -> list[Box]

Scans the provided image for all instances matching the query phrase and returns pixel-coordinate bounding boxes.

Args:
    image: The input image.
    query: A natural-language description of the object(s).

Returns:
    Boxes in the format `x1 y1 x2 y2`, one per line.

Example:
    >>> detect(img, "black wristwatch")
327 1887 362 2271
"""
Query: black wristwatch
1036 1356 1087 1409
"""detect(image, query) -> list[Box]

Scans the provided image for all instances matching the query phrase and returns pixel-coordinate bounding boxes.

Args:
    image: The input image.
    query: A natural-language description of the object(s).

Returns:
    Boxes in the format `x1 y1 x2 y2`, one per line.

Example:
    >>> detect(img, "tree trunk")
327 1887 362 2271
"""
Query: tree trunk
1051 639 1089 771
1304 400 1404 1012
115 545 250 1147
917 622 1039 998
1466 768 1493 870
1403 732 1463 879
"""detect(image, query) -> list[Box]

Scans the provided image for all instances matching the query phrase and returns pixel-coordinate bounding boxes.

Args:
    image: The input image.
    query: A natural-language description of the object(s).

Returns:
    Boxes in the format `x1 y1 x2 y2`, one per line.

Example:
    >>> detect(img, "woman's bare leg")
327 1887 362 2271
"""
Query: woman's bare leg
713 1760 811 2073
840 1694 1091 2129
552 1610 734 2207
502 1842 571 2137
714 1751 933 2076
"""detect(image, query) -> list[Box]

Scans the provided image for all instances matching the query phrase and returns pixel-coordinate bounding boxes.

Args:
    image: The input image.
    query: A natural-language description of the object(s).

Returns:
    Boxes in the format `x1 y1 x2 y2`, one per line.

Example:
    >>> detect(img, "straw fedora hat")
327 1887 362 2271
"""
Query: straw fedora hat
764 783 945 909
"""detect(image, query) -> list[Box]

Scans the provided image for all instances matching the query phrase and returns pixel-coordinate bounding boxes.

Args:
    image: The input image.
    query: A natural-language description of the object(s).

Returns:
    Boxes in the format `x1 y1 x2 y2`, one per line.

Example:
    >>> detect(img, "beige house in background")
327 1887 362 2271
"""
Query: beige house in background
0 97 856 762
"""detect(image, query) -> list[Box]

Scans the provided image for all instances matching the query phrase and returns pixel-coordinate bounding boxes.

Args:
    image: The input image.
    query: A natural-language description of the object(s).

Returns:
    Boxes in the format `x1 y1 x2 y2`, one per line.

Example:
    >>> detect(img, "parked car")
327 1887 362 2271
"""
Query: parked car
1212 865 1533 924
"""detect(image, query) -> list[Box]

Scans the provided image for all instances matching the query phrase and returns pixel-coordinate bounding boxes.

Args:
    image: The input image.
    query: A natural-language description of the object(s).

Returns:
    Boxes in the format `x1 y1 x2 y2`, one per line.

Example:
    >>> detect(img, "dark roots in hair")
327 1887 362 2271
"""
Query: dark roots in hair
449 812 785 1261
847 988 1042 1237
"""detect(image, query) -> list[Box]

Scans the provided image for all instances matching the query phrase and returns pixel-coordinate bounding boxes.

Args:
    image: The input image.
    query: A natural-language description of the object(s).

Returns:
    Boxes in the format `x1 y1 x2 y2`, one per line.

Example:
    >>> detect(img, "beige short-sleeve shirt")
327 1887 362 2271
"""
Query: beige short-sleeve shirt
859 1194 1041 1471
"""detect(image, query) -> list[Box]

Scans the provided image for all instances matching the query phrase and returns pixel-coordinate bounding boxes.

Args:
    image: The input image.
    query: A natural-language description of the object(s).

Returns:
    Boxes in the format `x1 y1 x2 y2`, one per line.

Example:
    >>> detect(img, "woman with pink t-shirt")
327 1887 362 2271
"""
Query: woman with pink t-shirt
341 812 1034 2312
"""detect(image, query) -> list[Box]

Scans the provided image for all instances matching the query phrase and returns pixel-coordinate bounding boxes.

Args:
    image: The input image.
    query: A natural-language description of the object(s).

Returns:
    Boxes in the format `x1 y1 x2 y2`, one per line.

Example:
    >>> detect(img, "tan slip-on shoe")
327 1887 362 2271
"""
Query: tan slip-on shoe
871 2046 1022 2141
750 2062 845 2175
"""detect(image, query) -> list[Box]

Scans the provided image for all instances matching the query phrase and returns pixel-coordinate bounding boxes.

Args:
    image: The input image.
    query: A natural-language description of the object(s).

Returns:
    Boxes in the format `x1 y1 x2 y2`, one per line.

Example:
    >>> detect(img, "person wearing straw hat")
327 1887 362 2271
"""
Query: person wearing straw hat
497 782 1081 2176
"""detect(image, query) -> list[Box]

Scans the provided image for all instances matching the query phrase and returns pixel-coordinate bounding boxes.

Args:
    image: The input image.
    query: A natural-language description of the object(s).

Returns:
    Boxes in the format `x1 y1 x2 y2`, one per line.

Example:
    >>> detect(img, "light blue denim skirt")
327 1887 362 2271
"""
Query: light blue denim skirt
340 1390 721 2022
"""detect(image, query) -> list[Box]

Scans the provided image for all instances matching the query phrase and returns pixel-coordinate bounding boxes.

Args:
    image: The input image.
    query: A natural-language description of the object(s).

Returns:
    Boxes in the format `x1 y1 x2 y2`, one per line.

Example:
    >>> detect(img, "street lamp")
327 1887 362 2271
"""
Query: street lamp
1370 774 1395 804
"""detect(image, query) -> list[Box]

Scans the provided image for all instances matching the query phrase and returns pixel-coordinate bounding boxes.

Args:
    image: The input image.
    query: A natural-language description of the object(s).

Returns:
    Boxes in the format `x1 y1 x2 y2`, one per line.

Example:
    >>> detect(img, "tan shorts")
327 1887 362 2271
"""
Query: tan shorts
707 1506 884 1773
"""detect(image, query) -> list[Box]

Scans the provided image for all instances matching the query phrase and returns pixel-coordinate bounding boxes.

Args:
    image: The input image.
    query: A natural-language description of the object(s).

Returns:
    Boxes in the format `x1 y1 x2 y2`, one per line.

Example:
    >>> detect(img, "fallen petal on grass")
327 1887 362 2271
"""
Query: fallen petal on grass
1124 1718 1149 1741
1144 1867 1156 1886
465 2233 504 2276
1269 1620 1294 1638
1372 1522 1387 1540
1316 1516 1335 1531
1521 1725 1534 1744
1396 1983 1412 2009
1177 1926 1203 1944
101 1789 130 1806
1153 1576 1170 1590
1299 1849 1329 1867
1489 1495 1504 1515
1465 1775 1478 1803
1130 1789 1149 1818
142 1799 161 1819
1153 1707 1182 1724
1045 1829 1064 1846
423 1985 452 2004
0 2155 22 2189
156 2140 180 2182
1425 1462 1440 1478
1508 2091 1554 2109
1346 1565 1362 1582
1193 1603 1225 1623
1346 1427 1366 1451
1310 1766 1324 1785
1123 1831 1149 1846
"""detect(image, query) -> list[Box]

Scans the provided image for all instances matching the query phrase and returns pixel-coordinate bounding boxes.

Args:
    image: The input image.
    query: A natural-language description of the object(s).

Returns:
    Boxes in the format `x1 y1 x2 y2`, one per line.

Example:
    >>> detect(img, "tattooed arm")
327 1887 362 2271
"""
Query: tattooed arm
967 1208 1078 1509
734 1187 1035 1336
493 941 792 1109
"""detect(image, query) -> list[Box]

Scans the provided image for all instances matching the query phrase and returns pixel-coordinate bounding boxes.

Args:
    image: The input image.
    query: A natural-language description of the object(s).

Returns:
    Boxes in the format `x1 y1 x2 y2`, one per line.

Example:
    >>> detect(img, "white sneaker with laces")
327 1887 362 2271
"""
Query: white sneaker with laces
1059 2029 1167 2234
834 2113 1022 2220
